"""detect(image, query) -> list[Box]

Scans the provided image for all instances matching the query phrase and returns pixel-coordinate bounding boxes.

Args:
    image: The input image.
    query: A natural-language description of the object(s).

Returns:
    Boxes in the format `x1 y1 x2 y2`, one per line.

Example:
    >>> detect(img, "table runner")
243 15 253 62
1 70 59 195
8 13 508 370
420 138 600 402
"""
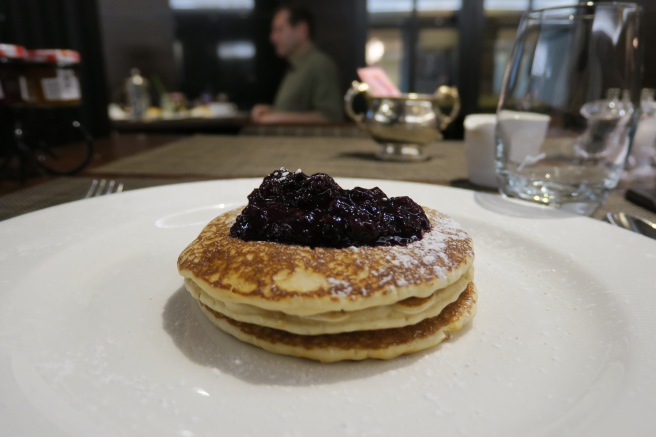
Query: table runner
89 135 467 184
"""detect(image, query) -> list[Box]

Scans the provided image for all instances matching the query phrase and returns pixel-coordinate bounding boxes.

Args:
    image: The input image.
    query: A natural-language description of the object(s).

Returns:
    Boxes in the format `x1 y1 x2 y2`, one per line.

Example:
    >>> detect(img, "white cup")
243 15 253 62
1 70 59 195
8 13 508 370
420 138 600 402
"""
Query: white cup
497 110 551 164
464 114 498 188
631 116 656 167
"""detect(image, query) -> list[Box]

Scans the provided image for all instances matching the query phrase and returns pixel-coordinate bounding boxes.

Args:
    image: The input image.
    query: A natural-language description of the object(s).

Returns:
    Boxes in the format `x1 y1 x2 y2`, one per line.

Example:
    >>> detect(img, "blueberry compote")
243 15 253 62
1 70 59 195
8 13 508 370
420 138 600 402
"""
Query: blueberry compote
229 168 431 248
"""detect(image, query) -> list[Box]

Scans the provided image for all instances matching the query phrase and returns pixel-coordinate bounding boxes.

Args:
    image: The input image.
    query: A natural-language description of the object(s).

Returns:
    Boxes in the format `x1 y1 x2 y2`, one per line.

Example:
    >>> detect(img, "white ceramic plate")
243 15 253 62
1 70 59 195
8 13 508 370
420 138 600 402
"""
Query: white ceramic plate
1 179 655 437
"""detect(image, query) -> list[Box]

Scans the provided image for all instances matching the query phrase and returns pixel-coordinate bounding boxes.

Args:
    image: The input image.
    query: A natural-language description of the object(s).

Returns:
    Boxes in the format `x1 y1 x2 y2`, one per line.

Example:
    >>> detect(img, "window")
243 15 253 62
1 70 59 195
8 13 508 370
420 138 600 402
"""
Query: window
367 0 459 93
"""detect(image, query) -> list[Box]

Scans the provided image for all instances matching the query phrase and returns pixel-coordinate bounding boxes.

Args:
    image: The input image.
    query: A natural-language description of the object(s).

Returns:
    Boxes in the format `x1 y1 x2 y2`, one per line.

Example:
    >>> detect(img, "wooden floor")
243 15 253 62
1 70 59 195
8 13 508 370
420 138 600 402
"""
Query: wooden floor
0 132 182 197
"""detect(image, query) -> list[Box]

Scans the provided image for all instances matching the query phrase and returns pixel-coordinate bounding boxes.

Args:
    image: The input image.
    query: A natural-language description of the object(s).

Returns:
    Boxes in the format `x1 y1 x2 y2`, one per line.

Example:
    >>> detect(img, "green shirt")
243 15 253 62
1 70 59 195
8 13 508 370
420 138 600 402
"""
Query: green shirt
273 45 343 122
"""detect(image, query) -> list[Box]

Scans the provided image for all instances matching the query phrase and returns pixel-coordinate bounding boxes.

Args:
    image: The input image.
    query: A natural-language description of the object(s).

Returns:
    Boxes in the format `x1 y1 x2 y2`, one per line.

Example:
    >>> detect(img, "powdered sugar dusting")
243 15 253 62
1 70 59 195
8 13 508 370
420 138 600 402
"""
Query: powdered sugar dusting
395 278 409 287
369 208 472 286
327 277 353 297
323 208 473 299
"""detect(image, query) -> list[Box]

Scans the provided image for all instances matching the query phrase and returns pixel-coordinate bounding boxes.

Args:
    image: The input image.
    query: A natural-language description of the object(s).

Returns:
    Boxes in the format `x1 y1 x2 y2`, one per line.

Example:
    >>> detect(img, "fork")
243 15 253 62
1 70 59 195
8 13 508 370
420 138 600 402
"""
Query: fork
84 179 125 198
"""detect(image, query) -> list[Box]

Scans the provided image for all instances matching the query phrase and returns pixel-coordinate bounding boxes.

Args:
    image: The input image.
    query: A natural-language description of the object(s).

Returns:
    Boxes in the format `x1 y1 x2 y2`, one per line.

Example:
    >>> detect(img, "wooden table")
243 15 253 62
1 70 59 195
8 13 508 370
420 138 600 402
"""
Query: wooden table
1 134 654 224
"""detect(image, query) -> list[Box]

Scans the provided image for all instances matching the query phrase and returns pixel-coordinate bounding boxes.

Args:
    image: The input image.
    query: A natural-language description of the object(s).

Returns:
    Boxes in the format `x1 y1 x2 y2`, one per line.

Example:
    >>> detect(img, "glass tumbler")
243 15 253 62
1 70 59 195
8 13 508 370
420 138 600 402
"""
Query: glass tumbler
496 3 642 215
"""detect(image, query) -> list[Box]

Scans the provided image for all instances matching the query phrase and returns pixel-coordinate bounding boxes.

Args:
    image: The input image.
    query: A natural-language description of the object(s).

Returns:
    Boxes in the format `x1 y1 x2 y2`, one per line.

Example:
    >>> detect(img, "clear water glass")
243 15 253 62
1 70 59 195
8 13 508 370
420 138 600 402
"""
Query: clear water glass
496 3 642 215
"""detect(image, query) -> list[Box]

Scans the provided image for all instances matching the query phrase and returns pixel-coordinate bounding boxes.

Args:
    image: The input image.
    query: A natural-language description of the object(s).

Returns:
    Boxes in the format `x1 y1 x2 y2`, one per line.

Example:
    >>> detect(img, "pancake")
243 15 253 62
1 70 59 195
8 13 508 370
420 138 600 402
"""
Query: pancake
178 207 474 316
197 283 477 363
178 202 477 362
185 267 473 334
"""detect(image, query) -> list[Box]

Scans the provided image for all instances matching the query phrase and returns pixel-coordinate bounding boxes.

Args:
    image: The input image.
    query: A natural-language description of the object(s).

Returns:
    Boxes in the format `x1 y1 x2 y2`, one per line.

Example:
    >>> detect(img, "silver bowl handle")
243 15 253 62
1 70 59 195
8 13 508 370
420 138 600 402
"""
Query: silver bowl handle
344 81 370 126
434 86 461 130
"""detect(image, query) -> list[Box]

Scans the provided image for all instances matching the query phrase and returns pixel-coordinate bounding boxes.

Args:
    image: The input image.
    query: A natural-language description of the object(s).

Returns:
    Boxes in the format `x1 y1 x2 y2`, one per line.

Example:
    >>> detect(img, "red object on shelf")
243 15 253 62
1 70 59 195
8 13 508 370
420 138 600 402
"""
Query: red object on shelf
27 49 81 64
0 44 27 59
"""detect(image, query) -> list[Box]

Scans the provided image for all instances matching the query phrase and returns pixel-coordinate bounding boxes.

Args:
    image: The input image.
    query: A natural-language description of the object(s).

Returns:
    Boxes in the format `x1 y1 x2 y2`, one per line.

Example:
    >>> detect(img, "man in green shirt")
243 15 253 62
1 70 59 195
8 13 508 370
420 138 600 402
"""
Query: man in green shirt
251 5 343 124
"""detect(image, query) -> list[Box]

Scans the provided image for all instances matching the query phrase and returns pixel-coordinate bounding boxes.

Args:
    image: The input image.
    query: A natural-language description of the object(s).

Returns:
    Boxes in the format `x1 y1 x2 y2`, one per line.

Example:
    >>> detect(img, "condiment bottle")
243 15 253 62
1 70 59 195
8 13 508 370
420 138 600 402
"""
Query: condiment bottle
125 68 150 120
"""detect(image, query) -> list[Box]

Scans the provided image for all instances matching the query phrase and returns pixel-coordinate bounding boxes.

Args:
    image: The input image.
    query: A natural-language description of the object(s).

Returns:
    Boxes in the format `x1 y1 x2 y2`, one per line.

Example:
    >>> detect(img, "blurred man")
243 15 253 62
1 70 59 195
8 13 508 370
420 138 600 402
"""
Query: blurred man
251 5 342 124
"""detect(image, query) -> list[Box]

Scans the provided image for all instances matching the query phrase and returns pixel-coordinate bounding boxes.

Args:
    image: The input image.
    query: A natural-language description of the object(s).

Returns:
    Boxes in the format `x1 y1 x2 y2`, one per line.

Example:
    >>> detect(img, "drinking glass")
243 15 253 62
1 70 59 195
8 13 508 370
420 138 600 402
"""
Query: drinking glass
496 3 642 215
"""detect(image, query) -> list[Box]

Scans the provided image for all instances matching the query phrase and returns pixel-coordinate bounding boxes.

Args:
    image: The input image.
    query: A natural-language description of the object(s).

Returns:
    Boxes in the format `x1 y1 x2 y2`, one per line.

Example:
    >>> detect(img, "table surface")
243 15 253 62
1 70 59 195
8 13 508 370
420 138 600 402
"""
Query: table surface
1 134 654 225
90 135 465 182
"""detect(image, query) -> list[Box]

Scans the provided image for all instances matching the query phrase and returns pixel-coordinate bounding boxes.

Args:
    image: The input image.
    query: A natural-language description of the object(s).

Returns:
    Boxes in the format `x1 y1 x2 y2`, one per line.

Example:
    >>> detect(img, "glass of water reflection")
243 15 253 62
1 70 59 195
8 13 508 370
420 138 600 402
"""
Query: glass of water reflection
496 3 642 215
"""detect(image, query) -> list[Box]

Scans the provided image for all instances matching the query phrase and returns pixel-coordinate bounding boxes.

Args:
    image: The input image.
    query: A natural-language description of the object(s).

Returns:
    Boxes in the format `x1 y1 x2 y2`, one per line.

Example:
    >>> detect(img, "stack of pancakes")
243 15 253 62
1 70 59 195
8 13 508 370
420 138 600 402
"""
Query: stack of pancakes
177 206 476 362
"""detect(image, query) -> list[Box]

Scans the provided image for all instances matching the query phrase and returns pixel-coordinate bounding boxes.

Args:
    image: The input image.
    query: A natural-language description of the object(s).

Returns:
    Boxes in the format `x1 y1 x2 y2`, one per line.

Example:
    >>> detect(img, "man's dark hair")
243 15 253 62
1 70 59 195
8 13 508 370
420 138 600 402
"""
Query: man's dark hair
276 4 315 40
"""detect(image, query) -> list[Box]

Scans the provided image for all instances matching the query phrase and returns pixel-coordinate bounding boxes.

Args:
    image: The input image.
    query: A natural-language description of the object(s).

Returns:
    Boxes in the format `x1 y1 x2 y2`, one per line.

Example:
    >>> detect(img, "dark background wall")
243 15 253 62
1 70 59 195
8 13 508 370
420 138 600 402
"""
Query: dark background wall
97 0 177 104
641 0 656 87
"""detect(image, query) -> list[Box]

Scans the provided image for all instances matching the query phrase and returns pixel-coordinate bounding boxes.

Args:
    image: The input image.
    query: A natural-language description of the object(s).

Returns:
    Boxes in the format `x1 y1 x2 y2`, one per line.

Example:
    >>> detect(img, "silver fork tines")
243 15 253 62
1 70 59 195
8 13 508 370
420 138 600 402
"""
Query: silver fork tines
85 179 124 198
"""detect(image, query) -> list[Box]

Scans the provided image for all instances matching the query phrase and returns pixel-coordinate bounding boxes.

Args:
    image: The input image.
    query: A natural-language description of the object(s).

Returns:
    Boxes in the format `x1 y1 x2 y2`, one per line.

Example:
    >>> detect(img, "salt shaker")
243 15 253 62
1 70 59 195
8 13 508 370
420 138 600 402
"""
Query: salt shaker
125 68 150 120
